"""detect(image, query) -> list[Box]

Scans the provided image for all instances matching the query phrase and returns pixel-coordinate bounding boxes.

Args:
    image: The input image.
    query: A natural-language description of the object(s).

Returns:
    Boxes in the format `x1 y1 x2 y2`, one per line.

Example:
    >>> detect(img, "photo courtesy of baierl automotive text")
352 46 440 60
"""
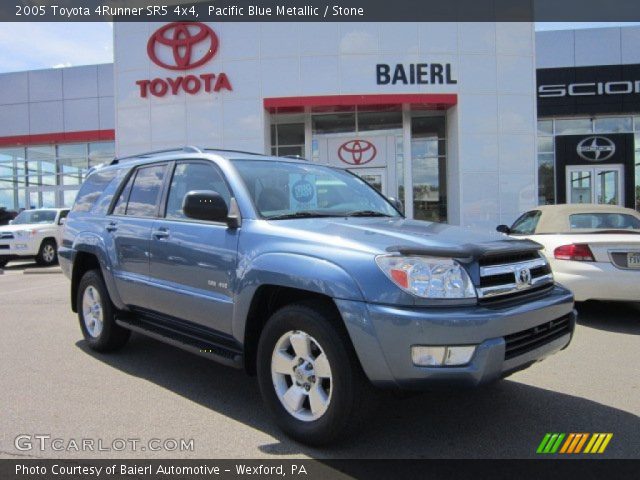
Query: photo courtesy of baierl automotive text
0 1 639 479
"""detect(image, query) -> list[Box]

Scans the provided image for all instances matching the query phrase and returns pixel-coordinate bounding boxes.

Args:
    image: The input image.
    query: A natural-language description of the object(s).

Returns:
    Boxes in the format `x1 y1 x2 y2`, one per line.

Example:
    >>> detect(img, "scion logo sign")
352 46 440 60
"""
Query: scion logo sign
136 22 232 98
147 22 219 70
576 136 616 162
338 140 377 165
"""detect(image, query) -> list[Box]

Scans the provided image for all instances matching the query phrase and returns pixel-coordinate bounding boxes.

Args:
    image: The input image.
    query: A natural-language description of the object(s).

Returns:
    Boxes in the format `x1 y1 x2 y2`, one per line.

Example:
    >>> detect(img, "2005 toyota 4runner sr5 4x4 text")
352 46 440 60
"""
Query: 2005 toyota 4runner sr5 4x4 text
60 147 576 445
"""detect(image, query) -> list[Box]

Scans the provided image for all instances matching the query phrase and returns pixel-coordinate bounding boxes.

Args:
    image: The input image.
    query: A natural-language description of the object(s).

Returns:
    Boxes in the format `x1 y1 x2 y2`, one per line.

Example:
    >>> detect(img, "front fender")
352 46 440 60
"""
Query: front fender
71 232 126 311
232 252 365 342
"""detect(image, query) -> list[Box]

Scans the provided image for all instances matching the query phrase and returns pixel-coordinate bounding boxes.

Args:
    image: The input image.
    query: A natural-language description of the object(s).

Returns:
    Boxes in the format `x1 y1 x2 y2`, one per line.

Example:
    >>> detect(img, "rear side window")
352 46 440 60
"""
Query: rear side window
570 213 640 230
510 210 542 235
72 169 118 213
112 164 167 218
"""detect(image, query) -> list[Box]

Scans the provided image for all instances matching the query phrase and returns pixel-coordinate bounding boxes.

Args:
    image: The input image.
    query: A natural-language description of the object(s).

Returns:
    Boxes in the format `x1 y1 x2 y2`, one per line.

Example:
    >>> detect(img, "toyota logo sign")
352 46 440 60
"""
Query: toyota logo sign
338 140 377 166
147 22 219 70
576 136 616 162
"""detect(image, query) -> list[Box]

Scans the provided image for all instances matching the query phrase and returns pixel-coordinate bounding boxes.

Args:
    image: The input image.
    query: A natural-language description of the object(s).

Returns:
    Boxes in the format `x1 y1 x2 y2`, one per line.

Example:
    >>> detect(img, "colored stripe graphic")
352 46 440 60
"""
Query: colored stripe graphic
538 433 613 454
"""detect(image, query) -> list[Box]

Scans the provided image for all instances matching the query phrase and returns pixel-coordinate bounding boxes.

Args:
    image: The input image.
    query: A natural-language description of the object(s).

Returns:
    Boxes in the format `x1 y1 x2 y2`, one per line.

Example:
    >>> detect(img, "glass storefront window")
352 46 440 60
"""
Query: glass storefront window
358 109 402 132
538 137 553 153
555 119 592 135
270 122 305 157
537 153 555 205
312 112 356 134
537 120 553 135
411 115 447 223
88 142 115 167
594 117 632 133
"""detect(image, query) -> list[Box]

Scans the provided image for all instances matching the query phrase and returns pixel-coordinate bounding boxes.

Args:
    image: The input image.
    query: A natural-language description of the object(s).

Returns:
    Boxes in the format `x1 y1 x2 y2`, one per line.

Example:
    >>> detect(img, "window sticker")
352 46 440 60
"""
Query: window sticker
289 174 317 211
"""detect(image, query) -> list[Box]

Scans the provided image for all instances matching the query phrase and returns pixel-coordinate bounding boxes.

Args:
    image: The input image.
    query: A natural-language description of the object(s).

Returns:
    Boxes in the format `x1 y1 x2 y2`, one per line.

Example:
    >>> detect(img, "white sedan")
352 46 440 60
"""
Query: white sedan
0 208 69 268
497 204 640 302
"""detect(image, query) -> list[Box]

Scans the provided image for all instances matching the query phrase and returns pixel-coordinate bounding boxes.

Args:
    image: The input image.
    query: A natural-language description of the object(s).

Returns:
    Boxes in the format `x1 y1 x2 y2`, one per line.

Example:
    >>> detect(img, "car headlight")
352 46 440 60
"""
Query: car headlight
16 229 36 238
375 255 476 299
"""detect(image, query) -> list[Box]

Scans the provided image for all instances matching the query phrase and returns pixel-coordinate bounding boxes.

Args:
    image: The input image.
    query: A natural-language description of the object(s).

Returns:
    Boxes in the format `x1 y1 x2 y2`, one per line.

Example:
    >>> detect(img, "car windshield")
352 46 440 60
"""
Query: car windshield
231 160 400 220
11 210 57 225
569 213 640 230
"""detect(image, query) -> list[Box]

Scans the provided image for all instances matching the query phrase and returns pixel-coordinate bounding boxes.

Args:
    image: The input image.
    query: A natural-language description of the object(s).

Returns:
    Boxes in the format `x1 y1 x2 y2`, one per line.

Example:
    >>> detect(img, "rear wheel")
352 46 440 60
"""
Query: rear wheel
77 270 130 352
0 259 7 268
256 301 376 445
35 239 57 266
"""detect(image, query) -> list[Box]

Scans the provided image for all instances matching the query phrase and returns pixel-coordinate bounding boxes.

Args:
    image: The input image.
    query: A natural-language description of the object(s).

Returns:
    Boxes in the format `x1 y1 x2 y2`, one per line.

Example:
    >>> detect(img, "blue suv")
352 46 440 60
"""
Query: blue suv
60 147 576 444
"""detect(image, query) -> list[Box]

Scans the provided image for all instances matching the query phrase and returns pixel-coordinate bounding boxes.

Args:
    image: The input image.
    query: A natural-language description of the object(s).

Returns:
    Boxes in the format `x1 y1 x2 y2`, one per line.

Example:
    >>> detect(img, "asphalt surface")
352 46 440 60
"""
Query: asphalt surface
1 261 639 460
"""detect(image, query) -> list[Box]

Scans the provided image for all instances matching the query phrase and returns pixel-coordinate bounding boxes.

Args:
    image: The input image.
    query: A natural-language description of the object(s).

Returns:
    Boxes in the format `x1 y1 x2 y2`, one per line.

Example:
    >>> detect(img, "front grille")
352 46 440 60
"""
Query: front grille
477 252 554 302
0 232 14 239
504 314 572 360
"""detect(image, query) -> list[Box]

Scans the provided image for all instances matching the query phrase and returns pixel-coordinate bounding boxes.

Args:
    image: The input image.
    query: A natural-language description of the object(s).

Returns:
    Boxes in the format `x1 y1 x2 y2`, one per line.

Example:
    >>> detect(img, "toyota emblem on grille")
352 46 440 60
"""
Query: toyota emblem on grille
515 267 532 290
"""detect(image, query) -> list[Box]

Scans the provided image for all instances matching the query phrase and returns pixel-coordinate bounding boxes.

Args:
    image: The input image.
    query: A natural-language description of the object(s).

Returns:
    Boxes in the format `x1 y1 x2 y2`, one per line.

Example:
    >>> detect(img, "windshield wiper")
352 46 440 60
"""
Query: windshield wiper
344 210 394 217
266 211 339 220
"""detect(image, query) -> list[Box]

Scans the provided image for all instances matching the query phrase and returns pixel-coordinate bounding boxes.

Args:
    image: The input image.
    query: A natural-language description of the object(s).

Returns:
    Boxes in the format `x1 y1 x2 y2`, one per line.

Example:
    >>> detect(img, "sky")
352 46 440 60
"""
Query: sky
0 22 639 74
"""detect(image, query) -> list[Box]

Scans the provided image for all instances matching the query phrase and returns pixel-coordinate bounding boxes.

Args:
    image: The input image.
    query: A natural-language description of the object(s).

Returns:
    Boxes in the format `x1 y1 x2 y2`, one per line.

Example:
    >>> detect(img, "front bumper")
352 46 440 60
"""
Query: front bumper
0 238 39 258
336 284 576 389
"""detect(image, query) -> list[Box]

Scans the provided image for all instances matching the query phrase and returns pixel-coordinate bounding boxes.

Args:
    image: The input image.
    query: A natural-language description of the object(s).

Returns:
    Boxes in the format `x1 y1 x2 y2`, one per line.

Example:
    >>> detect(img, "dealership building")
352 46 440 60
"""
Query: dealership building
1 23 639 228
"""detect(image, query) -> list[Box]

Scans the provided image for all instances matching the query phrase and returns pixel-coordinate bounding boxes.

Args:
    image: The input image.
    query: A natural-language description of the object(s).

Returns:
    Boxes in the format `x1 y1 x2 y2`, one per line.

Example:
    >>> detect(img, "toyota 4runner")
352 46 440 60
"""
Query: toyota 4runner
60 147 576 444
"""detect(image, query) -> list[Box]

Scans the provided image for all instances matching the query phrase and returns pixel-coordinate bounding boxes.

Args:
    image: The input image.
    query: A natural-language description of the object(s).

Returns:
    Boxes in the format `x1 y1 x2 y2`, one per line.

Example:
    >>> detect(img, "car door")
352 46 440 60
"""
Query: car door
106 163 168 307
147 160 239 335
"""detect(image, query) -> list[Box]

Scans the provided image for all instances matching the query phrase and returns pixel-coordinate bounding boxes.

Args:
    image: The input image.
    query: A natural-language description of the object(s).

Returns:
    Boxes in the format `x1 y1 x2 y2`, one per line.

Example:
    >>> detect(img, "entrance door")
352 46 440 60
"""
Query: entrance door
566 165 624 206
350 168 387 195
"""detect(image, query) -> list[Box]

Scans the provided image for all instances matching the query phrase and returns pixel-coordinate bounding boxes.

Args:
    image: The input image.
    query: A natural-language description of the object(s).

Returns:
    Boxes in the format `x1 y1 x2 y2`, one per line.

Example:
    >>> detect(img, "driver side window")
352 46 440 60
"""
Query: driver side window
510 210 541 235
165 162 231 220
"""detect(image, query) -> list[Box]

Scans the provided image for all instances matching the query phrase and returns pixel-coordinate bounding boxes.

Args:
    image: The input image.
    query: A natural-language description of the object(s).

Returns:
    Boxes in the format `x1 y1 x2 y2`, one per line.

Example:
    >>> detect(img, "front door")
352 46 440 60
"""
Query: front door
566 165 624 206
147 161 238 335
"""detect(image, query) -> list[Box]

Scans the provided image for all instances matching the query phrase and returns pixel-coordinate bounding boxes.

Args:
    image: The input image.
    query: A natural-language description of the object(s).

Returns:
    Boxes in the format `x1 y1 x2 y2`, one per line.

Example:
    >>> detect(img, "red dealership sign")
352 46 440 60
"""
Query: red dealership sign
136 22 232 98
338 140 377 165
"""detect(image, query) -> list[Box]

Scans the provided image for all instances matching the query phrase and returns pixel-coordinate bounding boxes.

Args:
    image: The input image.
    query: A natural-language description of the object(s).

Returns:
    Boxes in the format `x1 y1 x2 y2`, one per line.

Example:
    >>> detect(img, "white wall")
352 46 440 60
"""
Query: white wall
536 26 640 68
0 64 114 138
114 22 537 227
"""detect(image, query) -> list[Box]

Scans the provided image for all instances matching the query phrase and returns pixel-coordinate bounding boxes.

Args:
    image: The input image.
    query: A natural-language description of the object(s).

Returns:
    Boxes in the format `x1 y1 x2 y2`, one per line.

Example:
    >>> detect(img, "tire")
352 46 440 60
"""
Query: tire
35 239 57 266
0 259 8 268
257 301 377 445
77 270 130 352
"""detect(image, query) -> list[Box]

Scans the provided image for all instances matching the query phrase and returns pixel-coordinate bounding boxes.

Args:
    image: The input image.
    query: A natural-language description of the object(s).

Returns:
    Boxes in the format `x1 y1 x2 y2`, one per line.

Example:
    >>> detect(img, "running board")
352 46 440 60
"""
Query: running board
116 317 244 369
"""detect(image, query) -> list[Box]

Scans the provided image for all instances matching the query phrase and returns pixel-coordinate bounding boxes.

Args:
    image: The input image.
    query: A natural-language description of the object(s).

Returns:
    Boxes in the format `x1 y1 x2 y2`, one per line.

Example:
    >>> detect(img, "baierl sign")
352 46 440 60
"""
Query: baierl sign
135 22 232 98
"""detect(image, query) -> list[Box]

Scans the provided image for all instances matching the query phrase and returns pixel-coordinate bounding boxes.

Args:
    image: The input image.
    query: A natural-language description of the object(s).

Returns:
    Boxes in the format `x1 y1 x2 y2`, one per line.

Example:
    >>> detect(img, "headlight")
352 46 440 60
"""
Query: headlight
375 255 476 299
17 229 36 238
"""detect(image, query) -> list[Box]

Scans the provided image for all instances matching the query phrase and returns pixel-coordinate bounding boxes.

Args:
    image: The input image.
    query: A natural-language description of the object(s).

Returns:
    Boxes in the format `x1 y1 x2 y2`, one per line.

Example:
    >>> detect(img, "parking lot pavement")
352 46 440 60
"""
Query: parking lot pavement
1 266 639 460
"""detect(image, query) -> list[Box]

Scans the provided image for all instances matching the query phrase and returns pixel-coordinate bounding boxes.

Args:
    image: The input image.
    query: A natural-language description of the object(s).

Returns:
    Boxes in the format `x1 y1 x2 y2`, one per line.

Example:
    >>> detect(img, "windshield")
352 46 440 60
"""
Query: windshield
231 160 400 220
569 213 640 230
12 210 58 225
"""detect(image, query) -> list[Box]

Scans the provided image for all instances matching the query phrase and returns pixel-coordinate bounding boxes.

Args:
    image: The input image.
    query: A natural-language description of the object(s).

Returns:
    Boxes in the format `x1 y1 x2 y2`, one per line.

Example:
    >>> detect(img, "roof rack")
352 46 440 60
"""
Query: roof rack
110 146 203 165
202 148 266 156
282 155 308 161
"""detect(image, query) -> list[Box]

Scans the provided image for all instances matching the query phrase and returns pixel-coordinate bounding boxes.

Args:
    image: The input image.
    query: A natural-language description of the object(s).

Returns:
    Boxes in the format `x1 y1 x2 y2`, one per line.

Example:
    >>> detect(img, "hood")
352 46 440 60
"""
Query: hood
0 223 52 232
267 217 542 259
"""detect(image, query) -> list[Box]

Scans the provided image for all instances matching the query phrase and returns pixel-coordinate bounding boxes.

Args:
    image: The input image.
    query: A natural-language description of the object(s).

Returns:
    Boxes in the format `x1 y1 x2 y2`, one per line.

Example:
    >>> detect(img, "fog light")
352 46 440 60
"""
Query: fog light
411 346 446 366
444 346 476 366
411 345 476 367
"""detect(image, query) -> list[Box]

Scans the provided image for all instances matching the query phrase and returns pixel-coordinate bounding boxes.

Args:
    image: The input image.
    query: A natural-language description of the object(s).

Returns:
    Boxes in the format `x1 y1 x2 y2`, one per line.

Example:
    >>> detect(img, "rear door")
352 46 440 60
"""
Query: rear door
106 163 168 307
147 160 239 334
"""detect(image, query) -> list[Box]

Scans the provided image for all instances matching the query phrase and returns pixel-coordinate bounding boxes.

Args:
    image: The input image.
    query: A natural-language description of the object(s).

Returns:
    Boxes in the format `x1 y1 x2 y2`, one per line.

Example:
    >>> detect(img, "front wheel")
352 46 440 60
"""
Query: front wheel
256 301 376 445
77 270 130 352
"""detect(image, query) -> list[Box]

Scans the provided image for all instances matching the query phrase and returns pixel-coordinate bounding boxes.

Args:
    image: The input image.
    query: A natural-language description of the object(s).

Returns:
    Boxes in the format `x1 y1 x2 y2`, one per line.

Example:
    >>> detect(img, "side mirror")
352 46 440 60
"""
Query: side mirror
496 224 511 234
183 190 230 224
58 217 67 226
388 197 404 214
8 220 13 225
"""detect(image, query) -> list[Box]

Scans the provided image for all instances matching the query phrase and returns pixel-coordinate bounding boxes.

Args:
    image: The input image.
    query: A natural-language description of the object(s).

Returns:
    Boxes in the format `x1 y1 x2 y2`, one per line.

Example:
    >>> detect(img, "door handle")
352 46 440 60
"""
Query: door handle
152 228 170 239
105 222 118 232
